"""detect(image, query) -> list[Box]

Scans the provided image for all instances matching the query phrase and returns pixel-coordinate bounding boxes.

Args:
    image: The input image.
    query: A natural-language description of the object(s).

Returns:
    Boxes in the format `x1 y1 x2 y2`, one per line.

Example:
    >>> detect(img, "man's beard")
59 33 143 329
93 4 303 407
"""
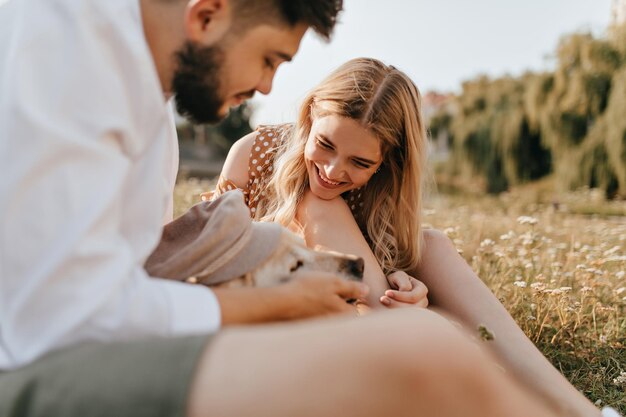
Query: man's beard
172 42 225 125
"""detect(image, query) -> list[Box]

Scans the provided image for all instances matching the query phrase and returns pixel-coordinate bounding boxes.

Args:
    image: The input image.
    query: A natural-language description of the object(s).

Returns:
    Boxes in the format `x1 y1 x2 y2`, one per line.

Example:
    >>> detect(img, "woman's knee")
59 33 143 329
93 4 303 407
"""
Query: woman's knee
422 228 457 252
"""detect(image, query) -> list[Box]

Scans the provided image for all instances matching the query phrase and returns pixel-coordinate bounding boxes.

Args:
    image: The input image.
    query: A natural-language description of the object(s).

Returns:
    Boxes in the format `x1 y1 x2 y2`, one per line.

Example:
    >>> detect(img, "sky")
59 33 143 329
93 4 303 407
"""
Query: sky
249 0 613 126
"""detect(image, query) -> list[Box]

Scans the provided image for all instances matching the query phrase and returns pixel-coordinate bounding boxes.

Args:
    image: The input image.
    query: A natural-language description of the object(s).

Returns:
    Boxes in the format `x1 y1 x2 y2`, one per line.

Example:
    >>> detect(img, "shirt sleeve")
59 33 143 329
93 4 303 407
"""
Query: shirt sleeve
0 0 220 369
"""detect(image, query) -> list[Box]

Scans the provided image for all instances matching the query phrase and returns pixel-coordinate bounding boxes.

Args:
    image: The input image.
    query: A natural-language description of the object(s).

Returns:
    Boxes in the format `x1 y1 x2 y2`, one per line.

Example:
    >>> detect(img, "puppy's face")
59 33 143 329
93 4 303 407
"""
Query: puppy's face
217 229 364 288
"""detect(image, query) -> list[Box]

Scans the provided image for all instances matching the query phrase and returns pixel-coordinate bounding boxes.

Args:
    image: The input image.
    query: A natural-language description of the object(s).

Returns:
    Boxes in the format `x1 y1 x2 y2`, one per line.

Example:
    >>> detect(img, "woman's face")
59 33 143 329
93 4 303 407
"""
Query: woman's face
304 115 383 200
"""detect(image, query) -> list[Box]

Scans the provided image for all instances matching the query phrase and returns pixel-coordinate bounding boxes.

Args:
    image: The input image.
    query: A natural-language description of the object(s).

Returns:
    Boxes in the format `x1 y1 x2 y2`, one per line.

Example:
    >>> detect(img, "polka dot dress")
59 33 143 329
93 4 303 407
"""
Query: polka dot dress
204 124 293 215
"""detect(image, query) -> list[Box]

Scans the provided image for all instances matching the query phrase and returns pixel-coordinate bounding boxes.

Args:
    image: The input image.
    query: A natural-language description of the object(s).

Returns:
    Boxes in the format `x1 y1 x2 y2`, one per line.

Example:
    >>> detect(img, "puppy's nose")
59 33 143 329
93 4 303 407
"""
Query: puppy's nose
344 257 364 280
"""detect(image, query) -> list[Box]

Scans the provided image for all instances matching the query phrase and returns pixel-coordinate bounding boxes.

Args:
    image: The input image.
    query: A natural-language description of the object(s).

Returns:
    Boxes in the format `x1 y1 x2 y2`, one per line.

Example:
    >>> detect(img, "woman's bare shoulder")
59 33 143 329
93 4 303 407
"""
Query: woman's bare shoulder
220 131 259 189
221 124 293 188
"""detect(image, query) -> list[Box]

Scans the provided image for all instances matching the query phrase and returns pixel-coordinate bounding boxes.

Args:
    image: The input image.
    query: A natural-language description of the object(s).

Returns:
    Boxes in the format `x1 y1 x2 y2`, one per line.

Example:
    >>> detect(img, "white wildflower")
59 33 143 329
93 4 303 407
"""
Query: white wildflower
517 216 538 226
520 232 535 246
603 246 621 256
480 238 495 247
513 281 527 288
613 372 626 387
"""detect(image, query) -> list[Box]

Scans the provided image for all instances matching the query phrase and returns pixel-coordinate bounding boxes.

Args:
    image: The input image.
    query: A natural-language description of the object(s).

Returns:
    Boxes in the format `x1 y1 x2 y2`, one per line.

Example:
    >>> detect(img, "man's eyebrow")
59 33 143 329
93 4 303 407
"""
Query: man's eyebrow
318 134 378 165
272 51 293 62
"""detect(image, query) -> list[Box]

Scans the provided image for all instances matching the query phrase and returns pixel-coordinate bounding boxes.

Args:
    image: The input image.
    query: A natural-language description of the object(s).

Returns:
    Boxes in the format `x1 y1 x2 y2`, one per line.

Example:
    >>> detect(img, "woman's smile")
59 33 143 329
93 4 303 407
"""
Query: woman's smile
314 164 348 189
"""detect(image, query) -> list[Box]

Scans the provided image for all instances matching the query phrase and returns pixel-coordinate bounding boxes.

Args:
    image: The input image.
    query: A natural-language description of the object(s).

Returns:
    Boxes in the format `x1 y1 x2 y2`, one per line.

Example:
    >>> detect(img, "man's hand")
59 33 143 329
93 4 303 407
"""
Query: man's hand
212 273 369 325
278 272 370 320
380 271 428 309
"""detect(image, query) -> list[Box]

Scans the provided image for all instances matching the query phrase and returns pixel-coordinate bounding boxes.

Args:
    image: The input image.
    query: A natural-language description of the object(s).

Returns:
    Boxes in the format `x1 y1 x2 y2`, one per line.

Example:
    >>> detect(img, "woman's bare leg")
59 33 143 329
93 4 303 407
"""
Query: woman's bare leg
187 309 559 417
414 229 599 417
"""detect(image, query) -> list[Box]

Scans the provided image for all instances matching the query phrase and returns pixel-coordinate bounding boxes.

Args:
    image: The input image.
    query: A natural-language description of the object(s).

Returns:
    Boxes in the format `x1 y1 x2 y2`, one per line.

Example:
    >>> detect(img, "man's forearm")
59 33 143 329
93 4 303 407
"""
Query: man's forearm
212 286 296 325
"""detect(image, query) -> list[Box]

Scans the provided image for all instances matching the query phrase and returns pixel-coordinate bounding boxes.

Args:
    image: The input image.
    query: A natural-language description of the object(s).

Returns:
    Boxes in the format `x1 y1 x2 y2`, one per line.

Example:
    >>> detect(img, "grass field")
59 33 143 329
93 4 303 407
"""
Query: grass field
174 177 625 412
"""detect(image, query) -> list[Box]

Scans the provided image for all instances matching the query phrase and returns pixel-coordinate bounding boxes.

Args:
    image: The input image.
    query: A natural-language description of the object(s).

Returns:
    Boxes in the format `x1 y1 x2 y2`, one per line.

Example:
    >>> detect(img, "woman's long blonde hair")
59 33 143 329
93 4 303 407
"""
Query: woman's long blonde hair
258 57 428 274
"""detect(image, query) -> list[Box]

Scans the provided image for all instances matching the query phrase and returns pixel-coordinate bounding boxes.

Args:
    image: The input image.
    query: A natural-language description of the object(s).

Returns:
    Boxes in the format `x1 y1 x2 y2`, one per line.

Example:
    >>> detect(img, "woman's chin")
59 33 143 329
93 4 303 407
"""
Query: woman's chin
308 182 343 200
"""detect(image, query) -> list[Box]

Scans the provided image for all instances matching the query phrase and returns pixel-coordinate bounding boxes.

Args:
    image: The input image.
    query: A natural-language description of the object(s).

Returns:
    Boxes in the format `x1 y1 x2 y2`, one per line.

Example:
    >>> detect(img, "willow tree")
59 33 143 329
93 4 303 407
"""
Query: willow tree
526 33 623 196
435 27 626 198
445 75 551 193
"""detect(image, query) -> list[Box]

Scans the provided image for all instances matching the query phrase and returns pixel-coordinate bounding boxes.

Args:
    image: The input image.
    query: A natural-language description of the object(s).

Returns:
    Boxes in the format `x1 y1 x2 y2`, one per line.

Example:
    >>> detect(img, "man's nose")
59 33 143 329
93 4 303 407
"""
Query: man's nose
256 69 276 95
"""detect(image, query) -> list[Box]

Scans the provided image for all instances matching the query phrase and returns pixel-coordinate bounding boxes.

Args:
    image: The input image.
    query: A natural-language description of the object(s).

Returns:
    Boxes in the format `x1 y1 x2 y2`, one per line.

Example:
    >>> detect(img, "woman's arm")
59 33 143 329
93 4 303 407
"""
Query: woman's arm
218 131 258 189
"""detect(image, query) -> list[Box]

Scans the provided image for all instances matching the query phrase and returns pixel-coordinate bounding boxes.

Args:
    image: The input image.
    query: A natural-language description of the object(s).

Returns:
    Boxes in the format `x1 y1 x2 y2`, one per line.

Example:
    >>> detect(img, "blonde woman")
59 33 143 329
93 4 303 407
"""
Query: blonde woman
204 58 601 417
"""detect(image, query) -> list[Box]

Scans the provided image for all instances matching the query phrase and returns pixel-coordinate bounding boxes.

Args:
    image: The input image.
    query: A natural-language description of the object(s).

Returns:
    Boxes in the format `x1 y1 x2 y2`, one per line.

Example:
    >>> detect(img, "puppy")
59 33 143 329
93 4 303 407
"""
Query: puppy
146 191 364 291
192 228 365 289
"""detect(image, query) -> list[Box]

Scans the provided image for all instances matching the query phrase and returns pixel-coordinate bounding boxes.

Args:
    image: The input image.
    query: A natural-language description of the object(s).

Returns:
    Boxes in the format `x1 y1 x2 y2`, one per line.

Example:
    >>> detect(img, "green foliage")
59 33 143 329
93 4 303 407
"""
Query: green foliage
206 104 254 155
428 112 452 142
443 75 551 193
176 104 254 156
436 27 626 198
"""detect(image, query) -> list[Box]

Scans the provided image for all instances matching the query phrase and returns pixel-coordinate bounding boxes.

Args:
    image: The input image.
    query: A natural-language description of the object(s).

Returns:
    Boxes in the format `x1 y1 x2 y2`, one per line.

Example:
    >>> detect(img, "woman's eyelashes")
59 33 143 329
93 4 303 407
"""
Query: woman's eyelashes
315 138 333 150
315 138 372 169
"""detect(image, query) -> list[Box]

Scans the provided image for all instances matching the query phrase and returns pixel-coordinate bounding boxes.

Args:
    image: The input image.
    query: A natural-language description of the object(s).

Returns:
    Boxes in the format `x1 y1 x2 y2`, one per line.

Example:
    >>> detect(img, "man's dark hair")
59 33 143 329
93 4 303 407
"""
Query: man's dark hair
231 0 343 40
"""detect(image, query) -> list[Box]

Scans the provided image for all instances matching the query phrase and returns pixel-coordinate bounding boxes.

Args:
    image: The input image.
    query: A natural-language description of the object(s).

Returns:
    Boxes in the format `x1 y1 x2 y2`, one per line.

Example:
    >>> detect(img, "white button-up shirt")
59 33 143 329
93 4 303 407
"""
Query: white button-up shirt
0 0 221 370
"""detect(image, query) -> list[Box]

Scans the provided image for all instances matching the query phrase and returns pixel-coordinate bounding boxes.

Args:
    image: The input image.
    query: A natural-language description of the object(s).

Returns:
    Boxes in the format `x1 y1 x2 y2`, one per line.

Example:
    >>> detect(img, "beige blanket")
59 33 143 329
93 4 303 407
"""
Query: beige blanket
145 191 282 285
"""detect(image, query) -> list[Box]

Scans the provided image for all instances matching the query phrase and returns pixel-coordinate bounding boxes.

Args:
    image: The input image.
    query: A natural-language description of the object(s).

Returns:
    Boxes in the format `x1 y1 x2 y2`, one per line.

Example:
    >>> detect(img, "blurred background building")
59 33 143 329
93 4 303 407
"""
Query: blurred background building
611 0 626 26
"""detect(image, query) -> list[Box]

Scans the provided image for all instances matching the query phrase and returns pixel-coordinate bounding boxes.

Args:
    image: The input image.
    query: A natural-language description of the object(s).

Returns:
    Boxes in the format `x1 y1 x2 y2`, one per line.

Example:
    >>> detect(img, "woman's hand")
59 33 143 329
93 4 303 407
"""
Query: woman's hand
380 271 429 308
